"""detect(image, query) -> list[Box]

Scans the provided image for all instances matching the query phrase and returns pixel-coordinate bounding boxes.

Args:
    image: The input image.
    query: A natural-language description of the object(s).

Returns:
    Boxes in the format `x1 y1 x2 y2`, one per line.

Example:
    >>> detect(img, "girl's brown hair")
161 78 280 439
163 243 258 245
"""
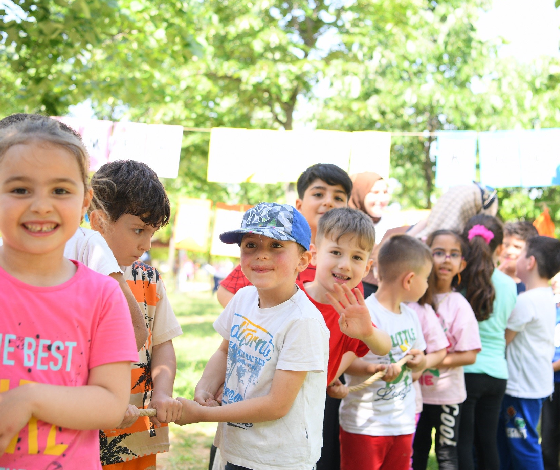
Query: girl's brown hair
461 214 504 321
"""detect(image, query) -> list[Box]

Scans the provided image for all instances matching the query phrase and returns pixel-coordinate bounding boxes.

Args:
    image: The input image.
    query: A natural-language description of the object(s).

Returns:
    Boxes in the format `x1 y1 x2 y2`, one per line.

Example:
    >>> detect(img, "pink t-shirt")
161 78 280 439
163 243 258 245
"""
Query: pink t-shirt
0 261 138 469
409 302 449 413
418 292 481 405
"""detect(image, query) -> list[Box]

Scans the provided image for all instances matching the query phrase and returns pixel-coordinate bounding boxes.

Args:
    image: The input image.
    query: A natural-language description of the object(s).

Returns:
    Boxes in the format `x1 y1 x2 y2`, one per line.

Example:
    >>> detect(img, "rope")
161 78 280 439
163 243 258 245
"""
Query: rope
347 354 413 393
138 408 157 417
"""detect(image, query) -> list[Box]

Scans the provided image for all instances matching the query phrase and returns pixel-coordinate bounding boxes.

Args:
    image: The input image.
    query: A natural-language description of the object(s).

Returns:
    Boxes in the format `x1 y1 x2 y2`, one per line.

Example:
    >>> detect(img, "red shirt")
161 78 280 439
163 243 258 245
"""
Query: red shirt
297 281 371 385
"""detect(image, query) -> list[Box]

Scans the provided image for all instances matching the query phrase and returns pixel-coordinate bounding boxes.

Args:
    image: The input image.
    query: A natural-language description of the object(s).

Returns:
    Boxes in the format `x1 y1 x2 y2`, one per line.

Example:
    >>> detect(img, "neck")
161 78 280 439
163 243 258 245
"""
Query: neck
257 284 298 309
434 278 453 294
523 274 550 291
375 284 404 314
303 280 331 304
0 245 76 287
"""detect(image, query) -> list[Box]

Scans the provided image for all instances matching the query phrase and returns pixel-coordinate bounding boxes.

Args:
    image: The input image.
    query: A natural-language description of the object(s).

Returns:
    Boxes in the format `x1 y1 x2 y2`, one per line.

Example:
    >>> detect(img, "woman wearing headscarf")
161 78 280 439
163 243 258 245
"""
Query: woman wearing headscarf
348 172 392 298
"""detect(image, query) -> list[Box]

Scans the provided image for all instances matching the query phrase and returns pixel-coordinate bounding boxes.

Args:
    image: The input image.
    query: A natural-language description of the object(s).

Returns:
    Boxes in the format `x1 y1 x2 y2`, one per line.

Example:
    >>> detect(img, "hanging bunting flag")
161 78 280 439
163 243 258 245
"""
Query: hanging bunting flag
80 119 113 171
478 131 522 188
434 131 477 188
348 131 392 178
173 198 213 252
143 124 183 178
518 129 560 187
210 203 253 257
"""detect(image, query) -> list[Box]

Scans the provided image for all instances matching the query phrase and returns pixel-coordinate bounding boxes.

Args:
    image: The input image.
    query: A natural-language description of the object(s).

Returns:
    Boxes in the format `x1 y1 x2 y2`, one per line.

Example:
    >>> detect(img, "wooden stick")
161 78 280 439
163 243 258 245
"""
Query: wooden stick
347 354 413 393
138 408 157 417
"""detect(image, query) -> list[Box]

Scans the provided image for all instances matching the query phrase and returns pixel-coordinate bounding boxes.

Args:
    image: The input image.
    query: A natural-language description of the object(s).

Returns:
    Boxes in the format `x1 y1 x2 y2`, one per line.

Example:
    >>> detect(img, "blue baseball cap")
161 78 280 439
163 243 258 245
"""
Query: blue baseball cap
219 202 311 251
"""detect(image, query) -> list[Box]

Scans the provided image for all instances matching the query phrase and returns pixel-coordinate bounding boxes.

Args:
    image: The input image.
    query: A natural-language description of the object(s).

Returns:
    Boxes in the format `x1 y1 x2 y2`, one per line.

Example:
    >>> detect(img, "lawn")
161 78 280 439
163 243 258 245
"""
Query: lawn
158 284 437 469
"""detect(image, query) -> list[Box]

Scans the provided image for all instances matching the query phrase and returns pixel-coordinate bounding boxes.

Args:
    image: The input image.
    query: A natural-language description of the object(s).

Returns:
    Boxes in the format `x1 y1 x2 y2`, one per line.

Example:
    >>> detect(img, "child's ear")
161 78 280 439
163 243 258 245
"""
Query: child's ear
458 257 467 274
81 188 93 219
402 271 415 291
362 258 374 279
526 255 537 271
297 250 312 273
89 209 108 234
309 243 318 266
295 199 303 211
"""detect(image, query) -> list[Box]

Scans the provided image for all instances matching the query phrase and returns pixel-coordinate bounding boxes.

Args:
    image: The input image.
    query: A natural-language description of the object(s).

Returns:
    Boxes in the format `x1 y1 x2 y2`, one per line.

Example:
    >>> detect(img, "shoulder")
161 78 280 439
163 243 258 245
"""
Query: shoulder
74 261 120 291
449 292 474 311
126 260 162 284
492 269 517 292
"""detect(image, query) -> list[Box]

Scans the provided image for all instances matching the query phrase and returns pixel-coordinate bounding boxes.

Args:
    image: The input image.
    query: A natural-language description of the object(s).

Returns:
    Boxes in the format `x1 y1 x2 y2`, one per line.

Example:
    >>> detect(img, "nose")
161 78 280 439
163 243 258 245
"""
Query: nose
30 193 53 214
255 246 270 260
139 233 152 253
338 255 351 270
323 192 334 208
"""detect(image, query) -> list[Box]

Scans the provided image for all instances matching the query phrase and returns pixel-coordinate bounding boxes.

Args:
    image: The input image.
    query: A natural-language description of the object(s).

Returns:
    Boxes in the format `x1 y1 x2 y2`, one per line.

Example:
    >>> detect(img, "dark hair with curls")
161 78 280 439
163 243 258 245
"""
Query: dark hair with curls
525 236 560 280
417 230 468 308
503 221 539 242
90 160 170 228
461 214 504 321
296 163 353 199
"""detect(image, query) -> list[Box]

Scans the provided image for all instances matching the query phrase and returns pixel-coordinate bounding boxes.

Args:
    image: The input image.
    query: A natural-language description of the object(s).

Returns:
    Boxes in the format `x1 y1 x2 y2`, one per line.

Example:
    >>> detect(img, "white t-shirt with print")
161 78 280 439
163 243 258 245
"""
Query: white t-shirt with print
213 285 329 470
64 227 122 276
506 286 556 399
340 295 426 436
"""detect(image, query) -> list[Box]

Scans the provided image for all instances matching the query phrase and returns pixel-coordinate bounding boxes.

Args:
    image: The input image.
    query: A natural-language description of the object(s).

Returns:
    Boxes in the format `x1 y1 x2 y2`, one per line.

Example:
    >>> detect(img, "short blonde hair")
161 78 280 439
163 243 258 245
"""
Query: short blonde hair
316 208 375 252
378 234 432 282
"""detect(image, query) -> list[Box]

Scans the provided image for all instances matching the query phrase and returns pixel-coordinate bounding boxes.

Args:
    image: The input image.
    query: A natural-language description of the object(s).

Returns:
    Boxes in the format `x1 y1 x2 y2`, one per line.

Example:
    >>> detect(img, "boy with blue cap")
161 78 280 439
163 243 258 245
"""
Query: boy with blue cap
175 203 330 470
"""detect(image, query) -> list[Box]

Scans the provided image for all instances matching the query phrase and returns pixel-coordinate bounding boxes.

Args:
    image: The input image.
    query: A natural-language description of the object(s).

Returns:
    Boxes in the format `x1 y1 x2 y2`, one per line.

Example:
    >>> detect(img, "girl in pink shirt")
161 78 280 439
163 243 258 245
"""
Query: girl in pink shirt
0 117 138 468
411 230 481 470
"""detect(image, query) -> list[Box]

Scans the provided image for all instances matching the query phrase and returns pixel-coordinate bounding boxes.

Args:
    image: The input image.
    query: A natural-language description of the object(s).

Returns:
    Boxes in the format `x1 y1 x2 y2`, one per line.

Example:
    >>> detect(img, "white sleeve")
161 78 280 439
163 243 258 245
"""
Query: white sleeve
507 294 534 332
64 228 122 276
277 318 328 373
151 277 183 345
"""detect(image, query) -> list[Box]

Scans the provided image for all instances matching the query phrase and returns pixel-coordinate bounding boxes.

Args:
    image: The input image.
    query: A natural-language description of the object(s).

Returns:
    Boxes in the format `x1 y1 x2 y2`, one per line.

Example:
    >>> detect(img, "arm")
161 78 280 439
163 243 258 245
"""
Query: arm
193 339 229 406
110 272 148 351
326 284 391 356
436 349 478 368
505 328 518 346
149 340 182 425
553 360 560 373
423 348 447 371
176 369 307 425
0 362 131 453
216 285 235 308
406 349 427 373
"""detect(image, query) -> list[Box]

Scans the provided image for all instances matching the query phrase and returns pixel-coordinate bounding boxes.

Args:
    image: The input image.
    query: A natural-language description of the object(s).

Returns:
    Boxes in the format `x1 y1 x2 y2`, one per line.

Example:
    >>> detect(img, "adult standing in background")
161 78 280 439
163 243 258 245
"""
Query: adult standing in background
348 172 392 298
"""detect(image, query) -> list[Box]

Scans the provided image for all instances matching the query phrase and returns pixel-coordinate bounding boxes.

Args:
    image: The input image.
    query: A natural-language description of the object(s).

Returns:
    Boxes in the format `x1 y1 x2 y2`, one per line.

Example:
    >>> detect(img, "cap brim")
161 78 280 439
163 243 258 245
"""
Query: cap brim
219 228 297 246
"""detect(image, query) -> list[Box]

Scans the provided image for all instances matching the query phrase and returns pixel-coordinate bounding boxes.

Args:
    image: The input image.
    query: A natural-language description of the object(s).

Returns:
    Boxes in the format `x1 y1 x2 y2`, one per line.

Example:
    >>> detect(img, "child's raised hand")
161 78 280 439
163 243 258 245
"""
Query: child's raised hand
117 404 141 429
149 391 183 426
0 387 33 455
327 379 349 399
174 397 204 426
326 284 374 341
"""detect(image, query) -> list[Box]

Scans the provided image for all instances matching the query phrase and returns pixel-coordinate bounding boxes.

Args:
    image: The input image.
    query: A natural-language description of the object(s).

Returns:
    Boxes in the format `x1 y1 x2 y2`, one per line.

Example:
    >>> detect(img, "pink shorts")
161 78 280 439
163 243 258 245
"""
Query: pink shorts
340 427 413 470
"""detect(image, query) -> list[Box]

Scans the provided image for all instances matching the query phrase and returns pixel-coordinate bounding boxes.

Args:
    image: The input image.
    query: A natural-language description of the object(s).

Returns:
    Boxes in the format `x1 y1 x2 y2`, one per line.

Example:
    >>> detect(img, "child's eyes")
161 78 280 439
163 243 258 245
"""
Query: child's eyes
53 188 70 195
353 255 363 261
335 196 346 202
331 250 341 256
10 187 28 194
312 192 324 198
271 242 283 248
134 229 144 235
245 242 257 248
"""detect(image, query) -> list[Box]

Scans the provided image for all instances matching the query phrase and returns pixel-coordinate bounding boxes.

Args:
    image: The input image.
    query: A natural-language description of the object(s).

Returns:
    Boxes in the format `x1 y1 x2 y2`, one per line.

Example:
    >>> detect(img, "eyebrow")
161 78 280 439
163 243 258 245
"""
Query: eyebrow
3 176 80 186
310 185 346 194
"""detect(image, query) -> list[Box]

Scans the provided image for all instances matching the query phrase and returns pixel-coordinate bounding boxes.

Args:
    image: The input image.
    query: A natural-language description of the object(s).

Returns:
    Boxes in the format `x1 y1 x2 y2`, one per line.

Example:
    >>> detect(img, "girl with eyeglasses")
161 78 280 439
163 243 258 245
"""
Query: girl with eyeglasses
409 230 481 470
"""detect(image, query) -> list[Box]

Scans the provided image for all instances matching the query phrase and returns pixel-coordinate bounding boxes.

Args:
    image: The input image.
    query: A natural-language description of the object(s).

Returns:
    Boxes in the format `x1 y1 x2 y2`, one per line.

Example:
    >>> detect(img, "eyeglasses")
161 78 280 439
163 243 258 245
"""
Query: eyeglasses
432 250 462 262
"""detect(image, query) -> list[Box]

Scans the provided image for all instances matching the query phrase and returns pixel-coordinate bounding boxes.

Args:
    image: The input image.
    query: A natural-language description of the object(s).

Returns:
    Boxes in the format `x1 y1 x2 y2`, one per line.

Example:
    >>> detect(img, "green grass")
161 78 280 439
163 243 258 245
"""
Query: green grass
160 286 438 469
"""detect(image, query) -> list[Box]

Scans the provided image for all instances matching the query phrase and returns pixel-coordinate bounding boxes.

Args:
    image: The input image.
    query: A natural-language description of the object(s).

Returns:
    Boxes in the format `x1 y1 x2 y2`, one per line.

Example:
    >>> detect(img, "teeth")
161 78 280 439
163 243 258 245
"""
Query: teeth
25 223 56 233
333 273 350 280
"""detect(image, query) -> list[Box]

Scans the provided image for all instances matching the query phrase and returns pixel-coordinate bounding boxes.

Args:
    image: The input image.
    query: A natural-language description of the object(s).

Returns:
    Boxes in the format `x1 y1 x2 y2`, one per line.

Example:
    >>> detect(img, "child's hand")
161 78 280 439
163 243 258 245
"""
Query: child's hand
327 379 349 399
174 397 204 426
117 404 141 429
194 388 222 407
0 387 33 454
326 284 374 341
149 391 183 426
406 349 426 372
382 363 402 382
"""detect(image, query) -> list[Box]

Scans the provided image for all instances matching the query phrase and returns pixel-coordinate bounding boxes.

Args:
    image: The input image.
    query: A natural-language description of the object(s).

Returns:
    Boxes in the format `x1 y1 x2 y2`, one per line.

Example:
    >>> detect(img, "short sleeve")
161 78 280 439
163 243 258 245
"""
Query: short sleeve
409 302 449 354
65 228 122 276
151 277 183 345
220 264 252 294
411 308 427 352
507 294 534 333
277 318 328 372
89 282 138 369
350 338 370 358
449 295 481 352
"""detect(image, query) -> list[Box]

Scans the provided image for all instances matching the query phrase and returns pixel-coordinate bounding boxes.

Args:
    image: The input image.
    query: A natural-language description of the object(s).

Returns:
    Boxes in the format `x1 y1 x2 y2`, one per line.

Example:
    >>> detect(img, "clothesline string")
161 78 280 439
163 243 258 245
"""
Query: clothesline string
182 127 439 137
